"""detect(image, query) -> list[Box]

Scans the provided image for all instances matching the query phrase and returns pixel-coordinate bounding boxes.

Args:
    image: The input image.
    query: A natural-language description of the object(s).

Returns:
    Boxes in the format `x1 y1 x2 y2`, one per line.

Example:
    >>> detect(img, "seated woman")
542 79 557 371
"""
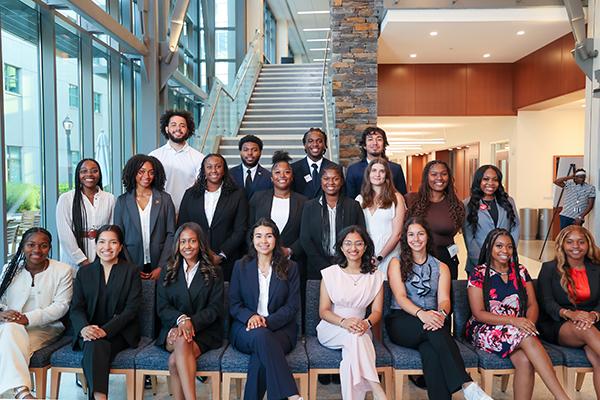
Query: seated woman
70 225 141 400
538 225 600 397
0 228 73 399
386 217 489 400
466 228 570 400
156 222 224 400
229 218 302 400
317 225 386 400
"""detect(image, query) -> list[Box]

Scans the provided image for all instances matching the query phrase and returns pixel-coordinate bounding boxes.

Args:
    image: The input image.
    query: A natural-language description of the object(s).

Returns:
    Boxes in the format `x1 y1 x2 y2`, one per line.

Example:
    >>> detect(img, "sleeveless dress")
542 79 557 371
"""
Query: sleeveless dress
355 195 399 277
317 265 385 400
465 263 532 358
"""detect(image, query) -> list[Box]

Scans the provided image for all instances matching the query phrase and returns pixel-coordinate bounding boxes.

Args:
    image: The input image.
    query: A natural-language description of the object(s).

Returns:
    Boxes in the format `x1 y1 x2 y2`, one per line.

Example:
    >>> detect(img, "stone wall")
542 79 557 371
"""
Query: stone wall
330 0 379 165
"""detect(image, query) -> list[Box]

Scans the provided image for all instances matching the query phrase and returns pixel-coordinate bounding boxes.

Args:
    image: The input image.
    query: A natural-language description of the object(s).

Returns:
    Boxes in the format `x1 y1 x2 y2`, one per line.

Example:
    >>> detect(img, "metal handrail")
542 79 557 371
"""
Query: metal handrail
320 30 331 100
197 29 263 152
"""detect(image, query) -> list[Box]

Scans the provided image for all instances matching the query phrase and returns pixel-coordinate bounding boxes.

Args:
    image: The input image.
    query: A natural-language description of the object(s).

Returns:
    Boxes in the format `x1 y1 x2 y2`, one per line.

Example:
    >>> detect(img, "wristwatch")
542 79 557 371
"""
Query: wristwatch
376 255 383 262
365 318 373 328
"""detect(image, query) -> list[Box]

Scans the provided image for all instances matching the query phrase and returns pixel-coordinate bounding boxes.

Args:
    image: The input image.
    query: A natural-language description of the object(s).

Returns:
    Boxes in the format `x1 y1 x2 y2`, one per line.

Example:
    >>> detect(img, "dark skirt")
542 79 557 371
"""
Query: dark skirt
538 317 600 345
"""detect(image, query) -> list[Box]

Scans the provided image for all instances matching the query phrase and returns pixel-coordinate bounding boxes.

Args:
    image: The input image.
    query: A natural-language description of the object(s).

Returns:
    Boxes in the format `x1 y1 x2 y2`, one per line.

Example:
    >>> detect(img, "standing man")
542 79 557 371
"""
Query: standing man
291 128 340 199
345 126 407 199
229 135 272 199
149 110 204 214
554 168 596 229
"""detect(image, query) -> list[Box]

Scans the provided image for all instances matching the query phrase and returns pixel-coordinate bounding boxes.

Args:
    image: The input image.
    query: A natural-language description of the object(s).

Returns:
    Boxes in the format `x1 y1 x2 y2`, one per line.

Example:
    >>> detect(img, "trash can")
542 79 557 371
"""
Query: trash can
537 208 553 241
519 208 539 240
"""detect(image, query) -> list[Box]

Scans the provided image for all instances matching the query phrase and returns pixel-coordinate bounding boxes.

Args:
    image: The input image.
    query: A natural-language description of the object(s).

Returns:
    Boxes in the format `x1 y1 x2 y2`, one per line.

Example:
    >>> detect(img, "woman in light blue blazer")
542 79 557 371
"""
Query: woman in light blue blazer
114 154 176 280
463 165 519 274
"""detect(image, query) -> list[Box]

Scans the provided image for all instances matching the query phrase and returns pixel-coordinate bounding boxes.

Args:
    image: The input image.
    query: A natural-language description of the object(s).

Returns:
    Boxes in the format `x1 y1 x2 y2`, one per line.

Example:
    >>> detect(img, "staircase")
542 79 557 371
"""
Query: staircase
219 63 324 168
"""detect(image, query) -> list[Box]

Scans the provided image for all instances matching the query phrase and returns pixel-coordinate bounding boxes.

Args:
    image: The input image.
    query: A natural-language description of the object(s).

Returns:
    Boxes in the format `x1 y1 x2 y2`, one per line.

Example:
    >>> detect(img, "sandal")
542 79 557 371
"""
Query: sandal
13 386 32 399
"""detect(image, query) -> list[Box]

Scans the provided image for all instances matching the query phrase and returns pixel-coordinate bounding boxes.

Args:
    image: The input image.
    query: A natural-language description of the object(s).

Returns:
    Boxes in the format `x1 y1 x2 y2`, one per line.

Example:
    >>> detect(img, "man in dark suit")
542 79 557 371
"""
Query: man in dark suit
291 128 340 199
230 135 272 199
345 126 407 198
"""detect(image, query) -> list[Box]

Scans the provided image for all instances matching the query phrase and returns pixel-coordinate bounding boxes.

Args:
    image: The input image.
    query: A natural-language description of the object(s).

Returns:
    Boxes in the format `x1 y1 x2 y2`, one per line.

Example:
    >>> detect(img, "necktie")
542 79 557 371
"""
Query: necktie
311 163 319 188
245 169 253 195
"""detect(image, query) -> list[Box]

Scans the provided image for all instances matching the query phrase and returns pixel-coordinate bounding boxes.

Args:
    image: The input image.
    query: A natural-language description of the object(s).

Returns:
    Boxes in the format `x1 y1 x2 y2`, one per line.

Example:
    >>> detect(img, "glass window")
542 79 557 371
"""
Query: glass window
92 44 112 192
1 1 42 222
215 61 235 86
215 0 235 28
56 21 82 192
264 4 276 64
215 29 235 59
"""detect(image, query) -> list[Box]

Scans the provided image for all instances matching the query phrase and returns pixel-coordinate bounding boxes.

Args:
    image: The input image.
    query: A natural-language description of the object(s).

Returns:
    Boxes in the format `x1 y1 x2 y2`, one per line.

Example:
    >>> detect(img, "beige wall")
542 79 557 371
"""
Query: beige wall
246 0 264 53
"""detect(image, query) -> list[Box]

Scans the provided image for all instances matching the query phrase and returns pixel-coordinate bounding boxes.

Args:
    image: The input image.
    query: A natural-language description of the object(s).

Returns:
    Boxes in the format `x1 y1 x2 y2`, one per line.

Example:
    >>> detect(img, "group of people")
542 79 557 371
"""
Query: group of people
0 109 598 400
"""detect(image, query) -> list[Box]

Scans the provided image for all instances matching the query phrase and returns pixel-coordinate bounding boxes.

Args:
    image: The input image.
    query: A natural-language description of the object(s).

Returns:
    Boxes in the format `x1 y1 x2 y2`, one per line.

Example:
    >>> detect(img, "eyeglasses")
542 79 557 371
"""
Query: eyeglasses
342 240 365 248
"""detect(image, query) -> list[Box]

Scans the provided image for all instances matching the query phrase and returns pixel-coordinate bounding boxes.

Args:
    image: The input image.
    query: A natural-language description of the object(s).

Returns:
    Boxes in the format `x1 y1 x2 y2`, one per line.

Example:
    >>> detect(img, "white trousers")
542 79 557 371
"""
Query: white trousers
0 322 62 394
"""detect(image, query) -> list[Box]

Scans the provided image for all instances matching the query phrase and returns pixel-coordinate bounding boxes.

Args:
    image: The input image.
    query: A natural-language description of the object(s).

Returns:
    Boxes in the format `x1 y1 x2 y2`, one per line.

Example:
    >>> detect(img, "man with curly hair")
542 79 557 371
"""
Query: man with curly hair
149 110 204 213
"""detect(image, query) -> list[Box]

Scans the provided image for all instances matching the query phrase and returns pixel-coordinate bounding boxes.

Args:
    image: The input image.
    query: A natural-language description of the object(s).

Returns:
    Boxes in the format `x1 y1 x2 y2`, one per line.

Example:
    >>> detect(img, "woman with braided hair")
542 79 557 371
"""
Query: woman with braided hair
0 228 73 399
463 165 520 274
405 160 465 279
538 225 600 397
467 228 570 400
156 222 223 400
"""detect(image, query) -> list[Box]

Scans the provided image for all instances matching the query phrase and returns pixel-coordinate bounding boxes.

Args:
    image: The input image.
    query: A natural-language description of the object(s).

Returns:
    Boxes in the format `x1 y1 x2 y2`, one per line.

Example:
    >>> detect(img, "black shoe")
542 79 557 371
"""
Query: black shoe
409 375 427 389
196 376 207 383
144 376 152 389
318 374 331 385
332 374 340 384
75 376 82 388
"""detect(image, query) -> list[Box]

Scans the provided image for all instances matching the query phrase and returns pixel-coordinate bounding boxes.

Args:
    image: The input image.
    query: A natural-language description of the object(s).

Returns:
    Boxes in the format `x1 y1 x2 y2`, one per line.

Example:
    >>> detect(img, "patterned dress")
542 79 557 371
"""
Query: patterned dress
465 263 532 358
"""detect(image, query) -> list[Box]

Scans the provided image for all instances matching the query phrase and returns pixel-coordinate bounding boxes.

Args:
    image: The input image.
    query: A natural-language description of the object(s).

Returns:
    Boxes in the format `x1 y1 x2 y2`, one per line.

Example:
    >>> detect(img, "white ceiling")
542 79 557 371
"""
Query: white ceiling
379 7 574 63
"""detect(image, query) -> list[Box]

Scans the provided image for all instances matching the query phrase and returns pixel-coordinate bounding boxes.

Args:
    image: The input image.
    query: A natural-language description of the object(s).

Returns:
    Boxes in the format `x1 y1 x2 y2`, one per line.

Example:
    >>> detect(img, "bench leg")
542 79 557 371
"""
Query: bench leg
565 368 577 399
125 370 135 400
50 370 61 399
382 368 393 399
222 374 231 400
480 370 494 395
298 375 308 399
135 371 145 400
33 368 47 399
395 372 406 400
309 370 318 400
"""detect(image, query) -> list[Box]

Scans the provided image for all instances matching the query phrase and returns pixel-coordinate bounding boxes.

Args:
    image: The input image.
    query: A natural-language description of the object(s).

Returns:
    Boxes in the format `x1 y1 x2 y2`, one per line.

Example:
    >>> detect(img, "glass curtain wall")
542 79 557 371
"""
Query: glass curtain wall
215 0 236 86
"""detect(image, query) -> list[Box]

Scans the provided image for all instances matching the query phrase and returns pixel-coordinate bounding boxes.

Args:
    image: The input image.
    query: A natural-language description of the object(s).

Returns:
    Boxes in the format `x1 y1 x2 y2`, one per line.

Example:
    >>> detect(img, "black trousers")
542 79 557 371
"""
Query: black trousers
81 335 129 399
434 245 459 280
386 309 470 400
232 327 298 400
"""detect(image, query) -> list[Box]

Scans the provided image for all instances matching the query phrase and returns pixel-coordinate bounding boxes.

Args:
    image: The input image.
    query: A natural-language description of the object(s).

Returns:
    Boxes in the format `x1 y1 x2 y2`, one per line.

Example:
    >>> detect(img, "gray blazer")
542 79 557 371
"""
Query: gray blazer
462 196 520 273
113 188 176 269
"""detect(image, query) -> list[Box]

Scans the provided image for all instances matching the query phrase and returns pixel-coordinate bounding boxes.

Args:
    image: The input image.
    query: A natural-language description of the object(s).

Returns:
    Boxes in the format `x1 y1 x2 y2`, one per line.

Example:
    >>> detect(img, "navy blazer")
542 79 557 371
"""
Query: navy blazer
230 164 273 199
113 188 176 269
156 263 224 352
346 158 407 198
291 157 340 199
70 260 141 349
229 258 300 344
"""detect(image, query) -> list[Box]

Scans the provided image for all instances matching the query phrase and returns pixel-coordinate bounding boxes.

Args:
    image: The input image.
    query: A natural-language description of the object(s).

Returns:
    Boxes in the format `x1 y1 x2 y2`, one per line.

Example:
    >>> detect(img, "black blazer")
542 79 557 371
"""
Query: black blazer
300 196 366 279
230 164 273 199
178 186 248 275
113 188 176 269
70 260 141 349
248 190 308 256
537 259 600 322
229 258 300 344
291 157 340 199
156 263 224 352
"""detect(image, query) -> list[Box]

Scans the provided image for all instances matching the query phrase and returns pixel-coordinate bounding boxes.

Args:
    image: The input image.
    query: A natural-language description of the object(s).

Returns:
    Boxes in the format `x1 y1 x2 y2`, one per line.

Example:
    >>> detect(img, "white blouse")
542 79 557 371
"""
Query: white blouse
257 265 272 317
270 197 290 233
138 195 153 264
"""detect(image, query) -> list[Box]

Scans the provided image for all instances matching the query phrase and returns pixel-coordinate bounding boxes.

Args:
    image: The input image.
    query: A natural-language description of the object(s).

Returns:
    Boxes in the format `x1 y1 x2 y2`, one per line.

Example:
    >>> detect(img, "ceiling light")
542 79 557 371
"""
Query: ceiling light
456 146 462 149
483 53 491 58
517 30 525 35
313 58 328 62
581 104 586 108
410 53 417 58
310 48 330 51
429 31 438 36
307 38 330 42
298 10 330 15
303 28 330 32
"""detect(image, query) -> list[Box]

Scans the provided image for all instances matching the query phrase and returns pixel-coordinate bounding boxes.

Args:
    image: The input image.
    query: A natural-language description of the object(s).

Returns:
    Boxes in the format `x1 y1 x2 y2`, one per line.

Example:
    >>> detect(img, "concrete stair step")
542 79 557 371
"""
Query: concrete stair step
220 135 305 142
244 114 323 119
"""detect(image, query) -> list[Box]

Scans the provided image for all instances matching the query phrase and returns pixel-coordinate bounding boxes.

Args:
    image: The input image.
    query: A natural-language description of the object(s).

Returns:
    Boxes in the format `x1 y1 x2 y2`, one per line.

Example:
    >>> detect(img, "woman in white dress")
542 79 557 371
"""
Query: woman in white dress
56 159 115 268
317 225 386 400
356 157 405 277
0 228 73 399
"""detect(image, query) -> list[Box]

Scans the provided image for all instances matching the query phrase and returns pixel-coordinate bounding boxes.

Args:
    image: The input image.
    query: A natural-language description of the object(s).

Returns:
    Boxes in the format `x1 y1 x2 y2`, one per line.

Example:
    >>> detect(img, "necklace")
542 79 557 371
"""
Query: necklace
348 273 363 286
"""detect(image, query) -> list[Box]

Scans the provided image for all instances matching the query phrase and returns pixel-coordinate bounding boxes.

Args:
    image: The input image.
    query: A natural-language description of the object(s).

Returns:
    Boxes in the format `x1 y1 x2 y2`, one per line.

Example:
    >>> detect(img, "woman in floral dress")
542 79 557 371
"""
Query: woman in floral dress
466 228 570 400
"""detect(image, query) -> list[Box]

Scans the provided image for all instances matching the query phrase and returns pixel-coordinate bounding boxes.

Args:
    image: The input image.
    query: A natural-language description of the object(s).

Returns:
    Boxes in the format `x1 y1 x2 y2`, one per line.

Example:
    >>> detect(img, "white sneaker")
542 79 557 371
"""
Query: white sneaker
463 382 493 400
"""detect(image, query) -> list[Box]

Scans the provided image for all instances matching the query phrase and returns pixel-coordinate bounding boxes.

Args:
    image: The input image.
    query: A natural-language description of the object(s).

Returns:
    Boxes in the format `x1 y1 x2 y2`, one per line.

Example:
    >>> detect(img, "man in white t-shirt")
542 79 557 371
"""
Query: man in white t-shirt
149 110 204 213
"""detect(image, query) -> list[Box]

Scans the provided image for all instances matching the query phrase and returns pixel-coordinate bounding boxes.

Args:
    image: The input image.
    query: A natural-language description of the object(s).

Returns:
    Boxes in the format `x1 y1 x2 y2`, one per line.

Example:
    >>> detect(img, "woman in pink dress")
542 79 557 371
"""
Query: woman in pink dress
317 225 386 400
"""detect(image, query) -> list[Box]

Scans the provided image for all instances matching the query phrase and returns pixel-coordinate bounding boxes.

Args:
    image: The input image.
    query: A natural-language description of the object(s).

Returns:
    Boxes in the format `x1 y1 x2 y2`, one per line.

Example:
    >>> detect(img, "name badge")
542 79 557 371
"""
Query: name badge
304 174 312 183
447 244 459 258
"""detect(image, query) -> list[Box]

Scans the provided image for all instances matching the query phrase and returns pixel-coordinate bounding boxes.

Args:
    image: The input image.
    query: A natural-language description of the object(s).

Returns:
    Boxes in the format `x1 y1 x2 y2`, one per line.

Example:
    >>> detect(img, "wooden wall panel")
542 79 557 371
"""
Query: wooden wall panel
414 64 467 115
466 64 514 115
378 64 415 115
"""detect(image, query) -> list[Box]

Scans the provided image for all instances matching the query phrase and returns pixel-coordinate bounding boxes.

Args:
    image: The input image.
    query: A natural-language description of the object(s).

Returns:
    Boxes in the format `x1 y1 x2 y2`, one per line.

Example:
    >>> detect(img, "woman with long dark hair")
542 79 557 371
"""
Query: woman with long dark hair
69 225 141 400
466 228 569 400
356 157 405 276
56 159 115 268
463 165 519 274
386 217 489 400
178 153 247 281
317 225 386 400
156 222 224 400
406 160 465 279
114 154 176 280
0 228 73 399
229 218 302 400
538 225 600 397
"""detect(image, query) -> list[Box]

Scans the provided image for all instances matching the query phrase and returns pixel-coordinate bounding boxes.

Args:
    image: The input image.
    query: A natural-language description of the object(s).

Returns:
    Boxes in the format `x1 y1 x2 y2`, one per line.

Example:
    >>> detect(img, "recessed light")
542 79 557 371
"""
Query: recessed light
517 30 525 36
429 31 438 36
410 53 417 58
310 48 330 51
483 53 491 58
306 38 330 42
297 10 330 15
303 28 330 32
313 58 328 62
581 104 586 108
456 146 462 150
